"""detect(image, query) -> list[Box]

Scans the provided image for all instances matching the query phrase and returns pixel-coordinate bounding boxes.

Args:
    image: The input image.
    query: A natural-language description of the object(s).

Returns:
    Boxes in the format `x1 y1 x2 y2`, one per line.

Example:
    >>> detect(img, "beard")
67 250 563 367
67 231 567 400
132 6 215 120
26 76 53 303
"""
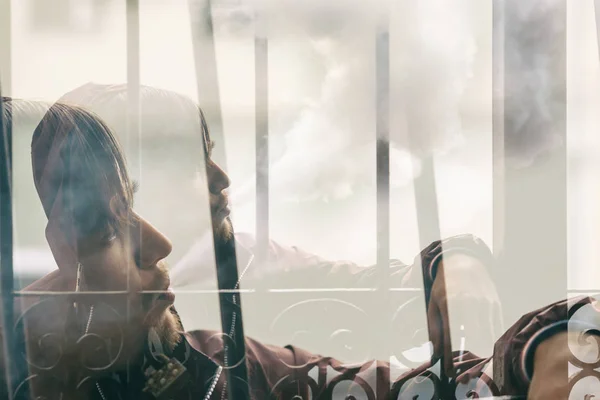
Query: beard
213 217 235 260
140 216 233 358
213 215 233 243
151 307 183 353
211 216 240 290
140 262 182 353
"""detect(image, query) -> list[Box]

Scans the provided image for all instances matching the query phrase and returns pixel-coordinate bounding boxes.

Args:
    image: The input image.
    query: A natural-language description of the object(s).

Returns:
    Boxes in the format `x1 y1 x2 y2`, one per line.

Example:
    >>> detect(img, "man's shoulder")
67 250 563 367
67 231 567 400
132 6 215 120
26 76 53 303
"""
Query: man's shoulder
183 329 223 357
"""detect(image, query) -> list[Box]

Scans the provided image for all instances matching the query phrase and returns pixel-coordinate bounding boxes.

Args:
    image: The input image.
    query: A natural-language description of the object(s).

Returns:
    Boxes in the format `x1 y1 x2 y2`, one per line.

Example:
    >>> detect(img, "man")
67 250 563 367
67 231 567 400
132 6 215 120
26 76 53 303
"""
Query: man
0 95 584 399
60 83 503 362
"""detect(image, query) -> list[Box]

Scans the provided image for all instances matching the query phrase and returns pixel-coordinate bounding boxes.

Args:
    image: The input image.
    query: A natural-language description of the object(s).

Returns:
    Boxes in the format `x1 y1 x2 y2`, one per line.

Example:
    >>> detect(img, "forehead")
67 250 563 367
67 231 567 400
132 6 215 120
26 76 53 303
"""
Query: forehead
92 90 204 134
88 95 210 158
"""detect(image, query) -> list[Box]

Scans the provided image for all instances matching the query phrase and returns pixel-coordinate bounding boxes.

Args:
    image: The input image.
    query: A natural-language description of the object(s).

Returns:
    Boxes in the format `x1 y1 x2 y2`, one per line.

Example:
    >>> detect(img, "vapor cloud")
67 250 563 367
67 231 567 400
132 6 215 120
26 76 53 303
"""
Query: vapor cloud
211 0 479 203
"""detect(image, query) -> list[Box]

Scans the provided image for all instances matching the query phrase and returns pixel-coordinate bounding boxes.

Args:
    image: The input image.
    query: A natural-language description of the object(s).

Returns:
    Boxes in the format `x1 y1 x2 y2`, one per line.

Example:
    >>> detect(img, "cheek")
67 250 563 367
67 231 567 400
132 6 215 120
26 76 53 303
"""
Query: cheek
80 243 141 292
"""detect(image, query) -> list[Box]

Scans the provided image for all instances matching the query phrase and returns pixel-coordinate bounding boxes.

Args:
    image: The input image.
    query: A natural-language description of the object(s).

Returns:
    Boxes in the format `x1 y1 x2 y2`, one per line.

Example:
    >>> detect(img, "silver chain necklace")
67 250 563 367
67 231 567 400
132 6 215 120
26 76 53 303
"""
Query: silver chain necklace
84 305 109 400
85 303 223 400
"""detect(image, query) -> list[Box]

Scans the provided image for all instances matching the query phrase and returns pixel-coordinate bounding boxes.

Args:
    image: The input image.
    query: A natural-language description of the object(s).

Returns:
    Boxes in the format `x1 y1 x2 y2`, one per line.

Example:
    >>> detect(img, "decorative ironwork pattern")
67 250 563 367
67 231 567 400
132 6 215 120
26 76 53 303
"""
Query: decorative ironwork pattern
0 1 574 399
568 297 600 399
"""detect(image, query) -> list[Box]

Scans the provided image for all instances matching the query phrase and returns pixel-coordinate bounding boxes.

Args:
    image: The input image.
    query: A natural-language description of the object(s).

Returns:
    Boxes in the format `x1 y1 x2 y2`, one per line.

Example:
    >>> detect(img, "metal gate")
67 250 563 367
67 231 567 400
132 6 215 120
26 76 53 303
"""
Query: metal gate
0 0 574 398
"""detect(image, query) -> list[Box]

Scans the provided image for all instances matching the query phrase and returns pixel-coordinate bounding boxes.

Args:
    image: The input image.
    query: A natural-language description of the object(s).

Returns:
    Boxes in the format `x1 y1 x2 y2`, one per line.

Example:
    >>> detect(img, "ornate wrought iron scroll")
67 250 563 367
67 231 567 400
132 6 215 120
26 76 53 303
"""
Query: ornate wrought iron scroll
9 294 130 400
568 297 600 398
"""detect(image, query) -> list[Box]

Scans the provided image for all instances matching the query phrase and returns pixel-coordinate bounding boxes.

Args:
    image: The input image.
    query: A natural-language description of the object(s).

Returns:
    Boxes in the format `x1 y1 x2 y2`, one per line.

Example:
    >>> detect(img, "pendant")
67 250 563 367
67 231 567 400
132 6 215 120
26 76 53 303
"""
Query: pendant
142 357 189 400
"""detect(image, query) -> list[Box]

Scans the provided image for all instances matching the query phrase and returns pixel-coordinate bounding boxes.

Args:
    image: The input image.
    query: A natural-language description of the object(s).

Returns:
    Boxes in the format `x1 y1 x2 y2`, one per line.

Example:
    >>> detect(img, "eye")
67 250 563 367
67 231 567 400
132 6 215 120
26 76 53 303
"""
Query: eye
76 221 118 254
99 224 118 244
104 231 117 242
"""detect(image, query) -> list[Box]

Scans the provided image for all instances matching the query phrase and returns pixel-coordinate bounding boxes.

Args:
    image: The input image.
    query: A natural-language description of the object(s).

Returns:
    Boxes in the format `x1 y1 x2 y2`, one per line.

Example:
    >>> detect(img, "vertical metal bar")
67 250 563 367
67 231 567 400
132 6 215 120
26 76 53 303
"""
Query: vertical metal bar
0 0 11 96
255 36 269 266
491 2 507 389
0 92 17 400
494 0 567 326
400 3 447 383
188 0 227 168
376 26 390 300
413 157 449 384
126 0 141 167
412 159 441 250
493 1 566 392
492 0 506 256
188 1 249 398
126 0 140 384
0 1 14 396
126 0 141 193
595 1 600 62
375 22 391 398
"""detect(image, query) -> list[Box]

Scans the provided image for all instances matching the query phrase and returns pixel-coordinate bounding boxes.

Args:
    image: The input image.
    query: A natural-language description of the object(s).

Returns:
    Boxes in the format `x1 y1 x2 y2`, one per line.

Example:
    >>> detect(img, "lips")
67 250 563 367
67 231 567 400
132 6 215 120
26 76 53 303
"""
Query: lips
157 289 175 303
218 205 230 218
150 287 175 307
212 200 230 219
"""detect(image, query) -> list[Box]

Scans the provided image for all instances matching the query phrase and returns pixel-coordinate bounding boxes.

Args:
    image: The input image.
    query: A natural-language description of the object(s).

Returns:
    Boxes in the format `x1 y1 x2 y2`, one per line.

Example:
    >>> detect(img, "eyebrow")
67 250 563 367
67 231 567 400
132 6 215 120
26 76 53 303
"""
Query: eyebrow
132 179 140 194
202 127 215 157
131 179 139 206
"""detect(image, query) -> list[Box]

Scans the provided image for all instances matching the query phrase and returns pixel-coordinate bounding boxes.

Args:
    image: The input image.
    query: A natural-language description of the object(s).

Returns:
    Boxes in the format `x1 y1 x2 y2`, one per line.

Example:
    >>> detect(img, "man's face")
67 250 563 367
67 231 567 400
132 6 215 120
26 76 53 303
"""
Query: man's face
72 128 231 361
72 206 180 362
203 131 233 243
49 117 231 368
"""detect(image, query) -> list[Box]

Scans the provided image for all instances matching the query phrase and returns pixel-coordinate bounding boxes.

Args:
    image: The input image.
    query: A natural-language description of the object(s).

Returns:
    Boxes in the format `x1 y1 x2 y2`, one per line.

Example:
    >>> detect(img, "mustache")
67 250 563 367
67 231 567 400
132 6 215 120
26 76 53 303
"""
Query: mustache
148 261 170 291
142 261 171 307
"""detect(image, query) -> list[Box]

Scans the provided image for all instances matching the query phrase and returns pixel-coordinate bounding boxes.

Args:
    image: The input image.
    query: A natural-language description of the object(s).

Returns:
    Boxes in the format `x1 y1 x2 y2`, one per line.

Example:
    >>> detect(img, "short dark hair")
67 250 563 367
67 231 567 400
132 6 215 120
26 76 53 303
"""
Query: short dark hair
30 101 135 243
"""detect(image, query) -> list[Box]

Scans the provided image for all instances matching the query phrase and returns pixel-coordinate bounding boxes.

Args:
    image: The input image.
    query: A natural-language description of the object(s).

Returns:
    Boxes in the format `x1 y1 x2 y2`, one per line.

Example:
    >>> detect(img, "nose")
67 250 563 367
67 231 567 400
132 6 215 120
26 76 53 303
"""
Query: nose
133 215 173 268
207 160 230 195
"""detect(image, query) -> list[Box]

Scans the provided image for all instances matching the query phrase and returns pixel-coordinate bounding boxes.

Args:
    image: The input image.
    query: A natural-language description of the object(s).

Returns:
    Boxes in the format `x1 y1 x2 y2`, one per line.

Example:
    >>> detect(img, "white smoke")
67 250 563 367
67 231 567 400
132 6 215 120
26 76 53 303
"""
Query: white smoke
214 0 478 203
500 0 566 168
